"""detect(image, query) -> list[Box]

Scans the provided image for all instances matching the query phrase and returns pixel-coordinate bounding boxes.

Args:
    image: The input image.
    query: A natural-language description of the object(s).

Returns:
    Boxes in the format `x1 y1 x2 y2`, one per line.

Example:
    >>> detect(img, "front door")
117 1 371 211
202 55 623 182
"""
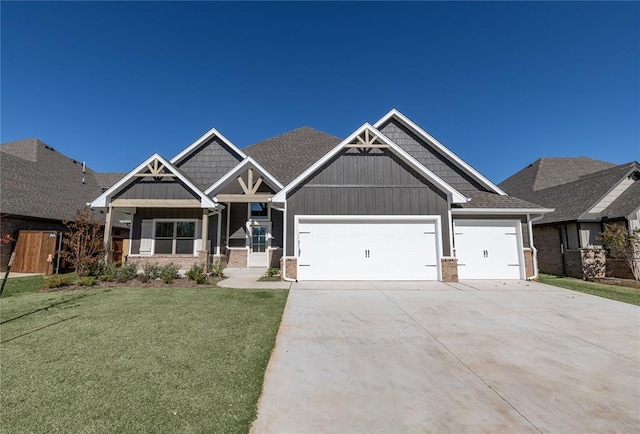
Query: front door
249 221 270 267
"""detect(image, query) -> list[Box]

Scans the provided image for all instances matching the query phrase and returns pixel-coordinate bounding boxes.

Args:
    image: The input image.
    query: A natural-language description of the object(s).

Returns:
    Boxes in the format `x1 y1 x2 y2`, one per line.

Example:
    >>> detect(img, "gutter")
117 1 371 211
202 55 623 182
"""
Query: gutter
279 200 296 282
527 213 546 280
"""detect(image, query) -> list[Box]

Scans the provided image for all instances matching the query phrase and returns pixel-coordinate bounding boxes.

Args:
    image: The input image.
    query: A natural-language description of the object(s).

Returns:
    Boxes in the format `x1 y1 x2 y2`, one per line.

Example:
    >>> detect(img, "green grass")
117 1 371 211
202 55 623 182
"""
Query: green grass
1 286 288 433
0 274 45 297
539 274 640 306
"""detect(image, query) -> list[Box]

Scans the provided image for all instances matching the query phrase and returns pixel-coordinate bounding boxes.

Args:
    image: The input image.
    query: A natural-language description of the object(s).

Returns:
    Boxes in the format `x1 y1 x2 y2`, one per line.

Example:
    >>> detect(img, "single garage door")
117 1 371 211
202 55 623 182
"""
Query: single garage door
454 220 523 279
296 217 440 281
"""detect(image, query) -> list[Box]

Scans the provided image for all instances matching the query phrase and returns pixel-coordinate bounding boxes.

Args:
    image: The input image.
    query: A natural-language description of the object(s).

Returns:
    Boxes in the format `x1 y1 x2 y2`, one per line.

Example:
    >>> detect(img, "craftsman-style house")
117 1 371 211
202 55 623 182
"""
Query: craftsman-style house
91 109 551 281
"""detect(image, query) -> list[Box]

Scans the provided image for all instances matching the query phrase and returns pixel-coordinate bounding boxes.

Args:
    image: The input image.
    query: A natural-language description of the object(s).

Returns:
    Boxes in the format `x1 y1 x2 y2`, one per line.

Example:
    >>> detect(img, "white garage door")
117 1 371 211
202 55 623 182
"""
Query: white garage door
454 220 523 279
297 217 440 281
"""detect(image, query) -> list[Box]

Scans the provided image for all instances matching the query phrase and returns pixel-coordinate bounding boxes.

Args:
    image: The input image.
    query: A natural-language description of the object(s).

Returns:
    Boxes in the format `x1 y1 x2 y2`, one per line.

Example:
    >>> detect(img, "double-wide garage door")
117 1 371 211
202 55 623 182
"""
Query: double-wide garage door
297 217 440 281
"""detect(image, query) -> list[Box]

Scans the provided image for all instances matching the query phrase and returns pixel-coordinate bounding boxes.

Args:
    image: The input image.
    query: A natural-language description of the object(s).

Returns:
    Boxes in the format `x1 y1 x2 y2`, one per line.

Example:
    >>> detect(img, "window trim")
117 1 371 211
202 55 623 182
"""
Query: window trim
152 219 198 255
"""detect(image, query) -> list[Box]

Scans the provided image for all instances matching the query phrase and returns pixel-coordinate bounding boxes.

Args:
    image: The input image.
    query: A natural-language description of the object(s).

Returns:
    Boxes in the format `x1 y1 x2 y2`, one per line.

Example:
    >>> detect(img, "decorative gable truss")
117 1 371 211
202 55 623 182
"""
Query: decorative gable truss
272 123 469 204
90 153 216 209
204 157 284 203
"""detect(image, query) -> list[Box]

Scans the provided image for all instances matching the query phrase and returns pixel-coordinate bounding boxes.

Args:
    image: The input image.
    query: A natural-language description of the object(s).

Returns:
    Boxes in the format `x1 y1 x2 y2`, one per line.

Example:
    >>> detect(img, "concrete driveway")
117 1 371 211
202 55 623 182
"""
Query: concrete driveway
252 280 640 433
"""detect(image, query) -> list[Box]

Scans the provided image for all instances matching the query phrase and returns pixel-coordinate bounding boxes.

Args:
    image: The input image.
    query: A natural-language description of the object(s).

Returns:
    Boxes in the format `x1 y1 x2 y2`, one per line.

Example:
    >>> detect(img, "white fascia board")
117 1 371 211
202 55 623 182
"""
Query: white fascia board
170 127 247 165
89 153 215 209
374 108 507 196
273 123 468 204
452 208 554 215
204 156 284 195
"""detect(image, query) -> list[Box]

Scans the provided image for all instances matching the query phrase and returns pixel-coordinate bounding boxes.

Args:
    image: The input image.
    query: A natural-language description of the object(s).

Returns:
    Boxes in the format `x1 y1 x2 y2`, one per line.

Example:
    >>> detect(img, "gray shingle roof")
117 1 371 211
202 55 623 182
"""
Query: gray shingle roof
499 157 616 198
454 191 546 210
499 159 640 224
243 127 342 184
1 138 124 222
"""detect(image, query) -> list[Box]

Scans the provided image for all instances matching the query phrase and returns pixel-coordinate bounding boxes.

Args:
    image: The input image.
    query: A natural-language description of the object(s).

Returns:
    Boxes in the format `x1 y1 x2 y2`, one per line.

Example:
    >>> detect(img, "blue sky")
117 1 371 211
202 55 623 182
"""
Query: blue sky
2 1 638 183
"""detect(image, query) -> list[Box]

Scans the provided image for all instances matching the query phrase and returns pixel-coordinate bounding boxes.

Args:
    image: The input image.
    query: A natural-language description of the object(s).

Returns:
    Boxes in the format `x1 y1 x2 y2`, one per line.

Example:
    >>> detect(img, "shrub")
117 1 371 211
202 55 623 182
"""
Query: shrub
116 262 138 282
44 275 72 289
77 276 96 287
143 263 162 280
98 274 115 282
160 263 180 284
186 263 207 284
266 267 280 278
137 274 150 283
210 261 225 278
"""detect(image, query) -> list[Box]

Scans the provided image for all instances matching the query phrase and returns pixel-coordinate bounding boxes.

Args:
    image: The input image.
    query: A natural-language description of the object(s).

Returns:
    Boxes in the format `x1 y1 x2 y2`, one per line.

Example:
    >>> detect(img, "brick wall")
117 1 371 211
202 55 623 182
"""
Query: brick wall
130 256 203 275
523 248 534 279
533 225 564 275
280 257 297 280
227 249 248 267
606 258 637 280
441 257 458 282
564 250 583 279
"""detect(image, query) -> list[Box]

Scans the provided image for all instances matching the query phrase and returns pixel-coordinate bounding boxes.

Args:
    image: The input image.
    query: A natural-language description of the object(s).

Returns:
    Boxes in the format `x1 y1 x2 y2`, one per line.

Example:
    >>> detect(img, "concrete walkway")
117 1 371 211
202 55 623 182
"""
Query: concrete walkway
0 272 42 280
252 280 640 433
217 267 291 289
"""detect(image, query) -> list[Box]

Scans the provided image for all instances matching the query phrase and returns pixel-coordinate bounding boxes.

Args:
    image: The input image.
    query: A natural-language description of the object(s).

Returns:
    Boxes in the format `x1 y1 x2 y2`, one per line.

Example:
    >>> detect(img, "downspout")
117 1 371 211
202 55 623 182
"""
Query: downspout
528 213 545 280
279 200 296 282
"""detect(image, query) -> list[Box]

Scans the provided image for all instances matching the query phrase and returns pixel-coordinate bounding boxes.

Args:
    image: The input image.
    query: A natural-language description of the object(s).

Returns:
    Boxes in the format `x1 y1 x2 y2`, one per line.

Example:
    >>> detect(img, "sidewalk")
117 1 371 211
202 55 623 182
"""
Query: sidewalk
217 267 291 289
0 272 42 280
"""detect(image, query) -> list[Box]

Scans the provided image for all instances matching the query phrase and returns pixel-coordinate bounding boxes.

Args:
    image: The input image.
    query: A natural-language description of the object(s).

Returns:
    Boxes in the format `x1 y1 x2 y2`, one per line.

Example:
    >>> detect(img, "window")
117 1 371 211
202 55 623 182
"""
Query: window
250 202 269 219
155 221 195 254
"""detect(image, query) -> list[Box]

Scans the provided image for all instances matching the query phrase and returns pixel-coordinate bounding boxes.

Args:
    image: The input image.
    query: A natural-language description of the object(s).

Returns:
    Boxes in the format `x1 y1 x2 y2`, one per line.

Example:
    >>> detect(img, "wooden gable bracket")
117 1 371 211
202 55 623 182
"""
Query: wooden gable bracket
134 158 176 179
237 168 263 195
344 129 390 149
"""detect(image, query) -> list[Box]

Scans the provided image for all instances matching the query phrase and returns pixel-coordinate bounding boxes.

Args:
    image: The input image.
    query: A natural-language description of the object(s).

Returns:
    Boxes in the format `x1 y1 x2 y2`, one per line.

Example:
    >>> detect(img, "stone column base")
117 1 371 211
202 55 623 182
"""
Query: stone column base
280 257 297 280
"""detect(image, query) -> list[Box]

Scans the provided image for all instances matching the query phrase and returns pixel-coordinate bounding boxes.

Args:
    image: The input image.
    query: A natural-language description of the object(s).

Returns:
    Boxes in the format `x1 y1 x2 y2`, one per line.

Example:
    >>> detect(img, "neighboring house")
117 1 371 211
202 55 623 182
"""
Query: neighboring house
91 109 551 282
499 157 640 279
0 138 128 271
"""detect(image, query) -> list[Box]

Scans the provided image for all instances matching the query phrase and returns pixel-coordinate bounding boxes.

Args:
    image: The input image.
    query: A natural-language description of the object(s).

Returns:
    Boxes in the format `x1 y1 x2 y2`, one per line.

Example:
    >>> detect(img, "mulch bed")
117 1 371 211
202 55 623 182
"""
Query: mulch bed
38 276 226 293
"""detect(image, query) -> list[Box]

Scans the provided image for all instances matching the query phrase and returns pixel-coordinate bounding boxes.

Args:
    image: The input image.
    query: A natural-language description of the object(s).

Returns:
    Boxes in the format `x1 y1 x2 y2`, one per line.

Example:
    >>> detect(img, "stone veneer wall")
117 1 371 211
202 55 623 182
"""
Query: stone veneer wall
441 258 458 282
564 248 607 280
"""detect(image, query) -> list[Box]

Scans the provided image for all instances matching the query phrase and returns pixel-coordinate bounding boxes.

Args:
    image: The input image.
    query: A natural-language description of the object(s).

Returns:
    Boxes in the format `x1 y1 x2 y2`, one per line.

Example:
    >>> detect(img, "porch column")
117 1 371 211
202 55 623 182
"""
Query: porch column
104 205 114 263
199 209 209 271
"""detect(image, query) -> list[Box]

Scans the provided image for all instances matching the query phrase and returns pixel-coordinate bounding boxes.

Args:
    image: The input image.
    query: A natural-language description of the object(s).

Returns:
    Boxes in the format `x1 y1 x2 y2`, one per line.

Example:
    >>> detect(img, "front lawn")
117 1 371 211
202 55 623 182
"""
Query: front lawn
539 274 640 306
0 274 46 297
1 286 288 433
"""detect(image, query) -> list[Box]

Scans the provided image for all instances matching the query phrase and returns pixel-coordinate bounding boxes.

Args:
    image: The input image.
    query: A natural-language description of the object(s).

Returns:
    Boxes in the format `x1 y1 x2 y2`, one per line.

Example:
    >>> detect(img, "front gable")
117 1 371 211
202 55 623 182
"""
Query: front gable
90 154 215 208
374 109 506 195
205 157 283 203
273 123 467 204
171 127 246 190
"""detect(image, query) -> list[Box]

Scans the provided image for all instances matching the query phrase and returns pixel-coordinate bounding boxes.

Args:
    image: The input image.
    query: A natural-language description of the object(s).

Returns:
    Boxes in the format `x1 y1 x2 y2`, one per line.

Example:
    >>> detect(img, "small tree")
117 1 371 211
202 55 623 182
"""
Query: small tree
61 207 104 276
599 223 640 281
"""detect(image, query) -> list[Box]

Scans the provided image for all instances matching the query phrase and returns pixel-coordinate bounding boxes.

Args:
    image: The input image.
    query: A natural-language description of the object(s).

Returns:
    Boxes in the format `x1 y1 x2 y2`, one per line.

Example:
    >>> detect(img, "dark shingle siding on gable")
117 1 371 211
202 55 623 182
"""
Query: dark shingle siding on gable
174 137 244 190
378 119 489 193
243 127 342 185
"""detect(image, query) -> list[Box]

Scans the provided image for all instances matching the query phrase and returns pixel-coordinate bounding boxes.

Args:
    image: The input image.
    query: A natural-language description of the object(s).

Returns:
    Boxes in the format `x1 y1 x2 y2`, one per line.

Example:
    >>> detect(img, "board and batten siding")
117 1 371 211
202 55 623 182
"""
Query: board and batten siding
286 148 451 256
114 179 199 201
130 208 202 254
174 137 243 190
378 119 489 192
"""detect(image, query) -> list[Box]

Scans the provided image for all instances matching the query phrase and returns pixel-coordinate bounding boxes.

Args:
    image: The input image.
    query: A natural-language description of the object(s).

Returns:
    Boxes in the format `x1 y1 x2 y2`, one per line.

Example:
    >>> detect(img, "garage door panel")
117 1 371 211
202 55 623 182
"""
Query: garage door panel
455 221 522 280
297 219 439 281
